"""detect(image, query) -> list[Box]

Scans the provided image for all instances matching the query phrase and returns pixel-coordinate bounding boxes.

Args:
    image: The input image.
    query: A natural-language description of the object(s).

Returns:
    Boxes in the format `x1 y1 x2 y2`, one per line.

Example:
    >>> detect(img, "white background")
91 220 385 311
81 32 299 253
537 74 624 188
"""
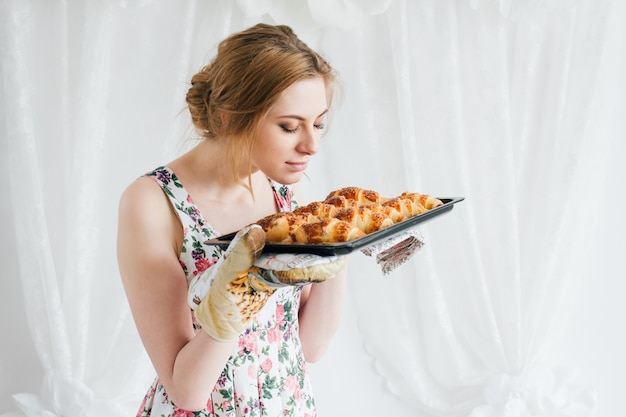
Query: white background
2 1 625 416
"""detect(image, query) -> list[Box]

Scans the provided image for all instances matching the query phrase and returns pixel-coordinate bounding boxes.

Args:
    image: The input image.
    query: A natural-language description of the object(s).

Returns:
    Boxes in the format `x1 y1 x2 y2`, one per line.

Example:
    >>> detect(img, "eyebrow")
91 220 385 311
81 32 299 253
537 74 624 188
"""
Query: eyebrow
277 109 328 120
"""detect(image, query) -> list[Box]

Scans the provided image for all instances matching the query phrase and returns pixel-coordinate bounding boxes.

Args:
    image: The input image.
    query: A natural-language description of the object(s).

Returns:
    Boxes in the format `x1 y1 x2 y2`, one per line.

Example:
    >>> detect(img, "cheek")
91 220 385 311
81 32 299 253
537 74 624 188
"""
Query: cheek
255 139 276 159
256 130 288 154
253 137 283 168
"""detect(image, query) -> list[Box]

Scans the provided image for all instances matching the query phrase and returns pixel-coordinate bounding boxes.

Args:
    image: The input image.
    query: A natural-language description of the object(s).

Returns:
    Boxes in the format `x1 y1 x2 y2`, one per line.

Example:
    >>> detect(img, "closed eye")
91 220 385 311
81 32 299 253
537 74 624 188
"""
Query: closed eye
281 125 299 134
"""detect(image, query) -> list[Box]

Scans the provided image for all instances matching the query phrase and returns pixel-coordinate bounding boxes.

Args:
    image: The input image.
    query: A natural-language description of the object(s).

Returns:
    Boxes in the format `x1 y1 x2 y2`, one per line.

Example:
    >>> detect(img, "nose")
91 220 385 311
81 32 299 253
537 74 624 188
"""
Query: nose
296 127 320 155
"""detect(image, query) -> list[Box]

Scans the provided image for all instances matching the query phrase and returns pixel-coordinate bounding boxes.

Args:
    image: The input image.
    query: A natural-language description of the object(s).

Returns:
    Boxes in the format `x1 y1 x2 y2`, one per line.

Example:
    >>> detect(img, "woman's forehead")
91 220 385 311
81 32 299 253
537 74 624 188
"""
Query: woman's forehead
269 77 328 116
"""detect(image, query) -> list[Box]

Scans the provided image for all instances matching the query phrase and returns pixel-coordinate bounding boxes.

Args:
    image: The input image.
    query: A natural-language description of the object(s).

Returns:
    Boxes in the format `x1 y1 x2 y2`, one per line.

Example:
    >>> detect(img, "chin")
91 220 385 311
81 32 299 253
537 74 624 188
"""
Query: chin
268 172 304 185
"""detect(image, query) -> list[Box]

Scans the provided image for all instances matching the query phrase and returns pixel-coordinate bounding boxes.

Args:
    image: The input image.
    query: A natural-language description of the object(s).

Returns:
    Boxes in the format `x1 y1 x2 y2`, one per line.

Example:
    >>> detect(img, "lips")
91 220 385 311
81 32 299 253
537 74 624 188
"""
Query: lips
287 161 308 172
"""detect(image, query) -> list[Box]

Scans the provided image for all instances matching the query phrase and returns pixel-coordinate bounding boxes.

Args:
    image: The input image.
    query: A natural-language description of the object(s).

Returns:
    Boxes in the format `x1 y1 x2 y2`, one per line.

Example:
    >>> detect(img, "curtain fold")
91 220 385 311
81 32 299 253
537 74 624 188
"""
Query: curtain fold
340 0 611 415
1 0 621 416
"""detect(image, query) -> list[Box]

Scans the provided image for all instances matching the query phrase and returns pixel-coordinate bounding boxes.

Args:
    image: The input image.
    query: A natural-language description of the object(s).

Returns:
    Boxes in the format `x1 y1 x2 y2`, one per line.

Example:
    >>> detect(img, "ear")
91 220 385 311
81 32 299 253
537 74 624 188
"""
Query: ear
217 110 229 126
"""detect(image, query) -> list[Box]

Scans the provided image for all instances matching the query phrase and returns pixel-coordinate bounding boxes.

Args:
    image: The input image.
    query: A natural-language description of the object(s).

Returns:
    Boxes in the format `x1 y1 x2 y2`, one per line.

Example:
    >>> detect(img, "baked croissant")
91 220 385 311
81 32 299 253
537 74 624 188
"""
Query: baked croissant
324 187 388 206
320 195 360 210
382 197 427 218
256 212 318 242
399 192 444 210
333 206 395 234
293 201 341 218
257 186 443 244
288 218 366 243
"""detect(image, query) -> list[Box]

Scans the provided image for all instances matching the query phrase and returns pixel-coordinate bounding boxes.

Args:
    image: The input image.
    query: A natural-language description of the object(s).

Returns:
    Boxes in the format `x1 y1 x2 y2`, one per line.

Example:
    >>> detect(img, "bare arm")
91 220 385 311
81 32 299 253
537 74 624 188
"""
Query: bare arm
298 264 348 362
117 177 233 411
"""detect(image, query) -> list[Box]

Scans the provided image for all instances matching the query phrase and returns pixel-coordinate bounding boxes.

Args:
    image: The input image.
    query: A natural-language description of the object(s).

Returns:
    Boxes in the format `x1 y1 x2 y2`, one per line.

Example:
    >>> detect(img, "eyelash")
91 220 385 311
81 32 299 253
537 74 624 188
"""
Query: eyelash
281 123 325 134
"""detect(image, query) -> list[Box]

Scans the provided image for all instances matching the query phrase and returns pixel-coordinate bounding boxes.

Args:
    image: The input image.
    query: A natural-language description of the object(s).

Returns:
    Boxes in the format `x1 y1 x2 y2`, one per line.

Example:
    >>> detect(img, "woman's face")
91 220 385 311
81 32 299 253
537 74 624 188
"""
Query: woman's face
252 76 328 185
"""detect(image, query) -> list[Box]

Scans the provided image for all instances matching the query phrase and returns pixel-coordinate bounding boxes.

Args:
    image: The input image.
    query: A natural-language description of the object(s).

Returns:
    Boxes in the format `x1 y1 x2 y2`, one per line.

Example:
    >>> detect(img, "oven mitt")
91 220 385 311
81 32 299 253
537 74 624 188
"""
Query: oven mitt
361 229 425 275
250 253 346 287
189 225 276 341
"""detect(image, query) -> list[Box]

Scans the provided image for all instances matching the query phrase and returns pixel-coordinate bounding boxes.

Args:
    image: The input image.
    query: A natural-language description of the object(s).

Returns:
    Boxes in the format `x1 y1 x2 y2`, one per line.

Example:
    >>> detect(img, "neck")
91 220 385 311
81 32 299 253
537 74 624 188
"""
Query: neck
170 139 258 204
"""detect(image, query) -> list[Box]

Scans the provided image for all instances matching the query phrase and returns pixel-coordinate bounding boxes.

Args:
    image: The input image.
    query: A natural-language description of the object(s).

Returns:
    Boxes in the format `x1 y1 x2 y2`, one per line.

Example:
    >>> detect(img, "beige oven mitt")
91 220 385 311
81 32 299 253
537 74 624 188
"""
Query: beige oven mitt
250 253 345 287
189 225 276 341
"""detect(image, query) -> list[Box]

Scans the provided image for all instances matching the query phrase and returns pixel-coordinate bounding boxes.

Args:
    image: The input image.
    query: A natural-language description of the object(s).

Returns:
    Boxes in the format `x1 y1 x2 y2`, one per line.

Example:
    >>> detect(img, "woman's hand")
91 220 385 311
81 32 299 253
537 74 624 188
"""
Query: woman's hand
249 253 346 287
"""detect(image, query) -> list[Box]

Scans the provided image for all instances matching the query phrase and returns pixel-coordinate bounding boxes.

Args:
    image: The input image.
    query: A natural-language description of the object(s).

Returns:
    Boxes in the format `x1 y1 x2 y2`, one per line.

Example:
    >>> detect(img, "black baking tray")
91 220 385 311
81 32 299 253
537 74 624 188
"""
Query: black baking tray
206 197 464 256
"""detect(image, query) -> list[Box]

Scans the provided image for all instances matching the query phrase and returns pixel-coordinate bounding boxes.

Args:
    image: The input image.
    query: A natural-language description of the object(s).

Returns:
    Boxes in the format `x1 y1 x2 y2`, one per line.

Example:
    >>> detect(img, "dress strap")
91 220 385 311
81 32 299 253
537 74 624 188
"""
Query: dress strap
145 166 215 240
268 178 298 212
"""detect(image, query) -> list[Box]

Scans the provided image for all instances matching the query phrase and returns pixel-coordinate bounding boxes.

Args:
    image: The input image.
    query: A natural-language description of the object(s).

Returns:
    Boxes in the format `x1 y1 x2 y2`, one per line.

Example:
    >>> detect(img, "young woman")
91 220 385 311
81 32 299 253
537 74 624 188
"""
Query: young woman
117 23 347 416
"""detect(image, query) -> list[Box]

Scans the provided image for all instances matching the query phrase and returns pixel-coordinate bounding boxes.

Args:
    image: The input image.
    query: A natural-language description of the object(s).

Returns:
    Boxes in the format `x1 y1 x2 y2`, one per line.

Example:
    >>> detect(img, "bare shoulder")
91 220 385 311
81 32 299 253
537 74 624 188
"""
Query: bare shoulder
117 176 183 280
118 175 167 216
118 176 179 234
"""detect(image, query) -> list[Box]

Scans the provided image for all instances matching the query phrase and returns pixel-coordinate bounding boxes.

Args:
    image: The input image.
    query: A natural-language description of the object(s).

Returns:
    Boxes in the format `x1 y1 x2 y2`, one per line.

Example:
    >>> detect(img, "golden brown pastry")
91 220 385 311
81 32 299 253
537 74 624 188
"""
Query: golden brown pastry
257 212 318 242
256 187 443 244
322 195 360 210
382 197 426 218
399 192 444 210
288 218 366 243
333 206 395 234
375 204 406 223
293 201 340 218
324 187 388 206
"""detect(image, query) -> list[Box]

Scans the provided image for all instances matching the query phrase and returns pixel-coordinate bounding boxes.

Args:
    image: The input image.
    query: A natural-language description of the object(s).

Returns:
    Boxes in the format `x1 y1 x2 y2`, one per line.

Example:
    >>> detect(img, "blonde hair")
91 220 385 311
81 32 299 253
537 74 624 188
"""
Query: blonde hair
185 23 338 188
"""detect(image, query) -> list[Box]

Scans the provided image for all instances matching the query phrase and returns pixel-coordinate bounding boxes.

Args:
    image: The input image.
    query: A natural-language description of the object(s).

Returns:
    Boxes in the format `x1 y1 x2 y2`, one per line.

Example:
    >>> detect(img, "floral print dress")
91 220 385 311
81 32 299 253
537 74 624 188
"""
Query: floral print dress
138 166 315 417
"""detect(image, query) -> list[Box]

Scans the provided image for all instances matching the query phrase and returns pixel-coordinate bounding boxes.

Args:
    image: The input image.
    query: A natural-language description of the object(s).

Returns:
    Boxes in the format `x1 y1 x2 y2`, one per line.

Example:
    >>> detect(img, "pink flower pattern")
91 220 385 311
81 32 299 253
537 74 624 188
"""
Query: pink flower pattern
261 359 272 373
138 167 313 417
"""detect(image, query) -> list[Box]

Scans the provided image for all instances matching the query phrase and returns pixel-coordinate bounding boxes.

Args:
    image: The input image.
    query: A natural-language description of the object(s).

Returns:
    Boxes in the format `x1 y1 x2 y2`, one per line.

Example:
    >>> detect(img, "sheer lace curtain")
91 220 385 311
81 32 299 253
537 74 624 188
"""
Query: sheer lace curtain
325 1 620 415
1 0 623 416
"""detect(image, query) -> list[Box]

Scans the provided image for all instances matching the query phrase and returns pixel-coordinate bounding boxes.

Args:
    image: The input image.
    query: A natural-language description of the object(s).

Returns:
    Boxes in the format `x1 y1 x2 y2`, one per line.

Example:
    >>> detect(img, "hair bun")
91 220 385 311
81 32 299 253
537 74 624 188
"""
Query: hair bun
186 69 213 134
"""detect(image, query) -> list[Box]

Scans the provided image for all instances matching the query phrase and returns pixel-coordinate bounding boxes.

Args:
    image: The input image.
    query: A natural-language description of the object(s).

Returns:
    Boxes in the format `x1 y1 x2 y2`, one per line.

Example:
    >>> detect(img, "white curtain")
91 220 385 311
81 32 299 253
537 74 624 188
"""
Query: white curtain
1 0 623 416
333 0 620 415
